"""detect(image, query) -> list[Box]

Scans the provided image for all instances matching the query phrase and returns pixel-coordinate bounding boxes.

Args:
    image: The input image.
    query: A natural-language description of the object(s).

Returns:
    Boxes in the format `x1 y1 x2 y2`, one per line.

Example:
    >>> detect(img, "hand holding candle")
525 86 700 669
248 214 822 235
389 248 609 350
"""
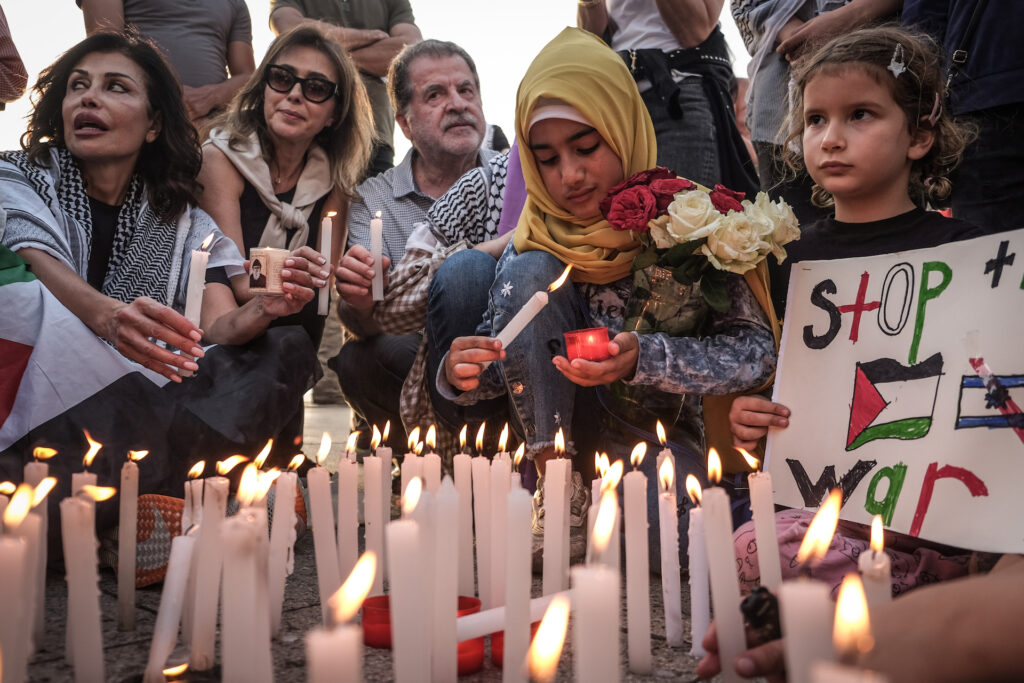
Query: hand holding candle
495 265 572 350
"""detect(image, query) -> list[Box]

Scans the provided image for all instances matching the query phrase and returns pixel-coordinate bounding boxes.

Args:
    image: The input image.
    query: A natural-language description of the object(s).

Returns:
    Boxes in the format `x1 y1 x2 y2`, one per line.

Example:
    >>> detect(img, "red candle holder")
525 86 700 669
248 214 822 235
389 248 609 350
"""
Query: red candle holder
361 595 486 675
489 620 542 667
564 326 611 362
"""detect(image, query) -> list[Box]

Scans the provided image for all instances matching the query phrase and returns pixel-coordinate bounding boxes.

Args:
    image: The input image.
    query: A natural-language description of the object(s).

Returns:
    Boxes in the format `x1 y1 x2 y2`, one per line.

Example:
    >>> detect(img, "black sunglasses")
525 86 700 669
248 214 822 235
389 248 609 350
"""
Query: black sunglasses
265 65 337 104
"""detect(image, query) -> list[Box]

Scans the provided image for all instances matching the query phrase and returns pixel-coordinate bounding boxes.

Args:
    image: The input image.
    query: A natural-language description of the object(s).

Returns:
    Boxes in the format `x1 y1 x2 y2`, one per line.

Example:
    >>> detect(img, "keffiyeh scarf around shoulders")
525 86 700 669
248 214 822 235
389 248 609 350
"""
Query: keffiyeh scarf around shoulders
0 146 242 311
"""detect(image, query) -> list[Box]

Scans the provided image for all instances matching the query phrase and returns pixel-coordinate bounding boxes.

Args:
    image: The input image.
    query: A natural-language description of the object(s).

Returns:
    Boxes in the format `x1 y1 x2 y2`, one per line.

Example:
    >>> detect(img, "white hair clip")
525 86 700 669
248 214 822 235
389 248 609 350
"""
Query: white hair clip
888 43 906 78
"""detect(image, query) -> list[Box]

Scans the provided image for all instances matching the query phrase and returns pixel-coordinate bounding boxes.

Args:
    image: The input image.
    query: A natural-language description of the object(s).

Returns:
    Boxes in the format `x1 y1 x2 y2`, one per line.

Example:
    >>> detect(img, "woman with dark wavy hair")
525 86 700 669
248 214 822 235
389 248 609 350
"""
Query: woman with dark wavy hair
199 24 375 345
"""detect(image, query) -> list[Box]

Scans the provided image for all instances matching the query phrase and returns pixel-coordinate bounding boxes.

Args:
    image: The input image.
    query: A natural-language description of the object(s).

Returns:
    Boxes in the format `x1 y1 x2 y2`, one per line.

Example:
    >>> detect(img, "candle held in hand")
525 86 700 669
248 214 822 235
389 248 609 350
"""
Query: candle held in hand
318 211 335 315
495 265 572 350
370 210 384 301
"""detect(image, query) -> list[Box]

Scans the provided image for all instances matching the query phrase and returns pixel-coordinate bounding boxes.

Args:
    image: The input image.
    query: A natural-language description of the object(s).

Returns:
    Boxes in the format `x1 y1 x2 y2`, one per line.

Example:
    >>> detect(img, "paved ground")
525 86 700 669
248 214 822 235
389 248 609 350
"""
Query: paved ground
27 401 708 682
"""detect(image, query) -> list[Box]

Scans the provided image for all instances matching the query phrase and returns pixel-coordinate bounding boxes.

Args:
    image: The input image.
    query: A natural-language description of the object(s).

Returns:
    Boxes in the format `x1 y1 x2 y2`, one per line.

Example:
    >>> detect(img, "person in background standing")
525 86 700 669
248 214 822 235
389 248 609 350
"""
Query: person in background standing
0 3 27 109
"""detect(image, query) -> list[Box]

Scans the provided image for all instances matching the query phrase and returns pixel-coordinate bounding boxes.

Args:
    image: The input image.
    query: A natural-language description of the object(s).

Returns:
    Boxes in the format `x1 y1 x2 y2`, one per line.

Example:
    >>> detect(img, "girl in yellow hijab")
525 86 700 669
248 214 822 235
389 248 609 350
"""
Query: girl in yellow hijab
438 28 776 568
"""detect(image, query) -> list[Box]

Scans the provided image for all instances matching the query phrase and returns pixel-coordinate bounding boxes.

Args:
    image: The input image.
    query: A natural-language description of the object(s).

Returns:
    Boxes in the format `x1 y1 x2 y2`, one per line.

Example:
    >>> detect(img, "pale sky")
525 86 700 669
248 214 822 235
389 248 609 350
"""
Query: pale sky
0 1 750 157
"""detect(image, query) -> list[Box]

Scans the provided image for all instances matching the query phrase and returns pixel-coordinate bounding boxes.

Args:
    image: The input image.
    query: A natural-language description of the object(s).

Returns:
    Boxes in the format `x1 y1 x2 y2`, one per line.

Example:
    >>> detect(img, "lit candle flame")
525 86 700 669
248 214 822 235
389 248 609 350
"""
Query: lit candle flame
738 448 760 471
371 425 382 451
407 426 421 453
163 662 189 678
659 457 675 493
254 439 274 469
32 477 57 508
413 442 424 456
870 515 885 555
3 484 33 529
656 421 667 446
375 210 382 219
329 551 377 624
255 469 280 502
459 425 468 451
547 264 573 292
80 485 117 502
426 425 437 452
707 447 722 485
513 443 525 469
326 210 338 218
33 447 57 461
200 232 215 251
128 449 149 463
630 442 647 469
316 432 332 467
382 420 391 443
236 463 260 507
554 429 565 457
592 488 617 555
0 482 15 495
346 432 360 461
795 488 842 565
187 461 205 479
498 423 509 453
402 477 423 516
288 454 305 471
601 460 623 494
597 452 609 478
216 455 249 476
834 573 874 660
475 423 486 453
685 474 702 505
527 593 571 683
83 429 102 468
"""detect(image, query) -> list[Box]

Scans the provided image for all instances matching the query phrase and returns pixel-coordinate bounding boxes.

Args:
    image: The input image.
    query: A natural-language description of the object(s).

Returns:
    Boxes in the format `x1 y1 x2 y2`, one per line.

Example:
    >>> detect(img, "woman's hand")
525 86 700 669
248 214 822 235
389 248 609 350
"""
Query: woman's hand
445 336 505 392
551 331 638 386
106 297 205 382
729 395 791 450
256 246 326 318
335 243 390 315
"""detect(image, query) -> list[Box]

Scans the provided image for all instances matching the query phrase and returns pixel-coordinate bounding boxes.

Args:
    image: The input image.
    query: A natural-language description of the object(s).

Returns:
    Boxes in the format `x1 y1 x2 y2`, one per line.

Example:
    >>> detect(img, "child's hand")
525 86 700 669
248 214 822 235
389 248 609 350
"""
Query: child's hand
445 336 505 392
697 621 786 683
551 332 638 386
729 395 791 450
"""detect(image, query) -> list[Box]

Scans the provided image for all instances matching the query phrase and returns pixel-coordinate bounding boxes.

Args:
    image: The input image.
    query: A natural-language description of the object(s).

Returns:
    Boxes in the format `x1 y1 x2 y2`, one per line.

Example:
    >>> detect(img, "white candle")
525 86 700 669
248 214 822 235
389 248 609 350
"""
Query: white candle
471 455 492 605
387 519 427 683
363 453 386 596
490 456 511 609
401 453 423 501
687 503 710 656
220 508 273 683
189 476 228 670
749 471 782 591
268 470 298 636
453 451 474 596
702 486 744 683
456 590 574 642
307 624 362 683
859 516 892 607
370 210 384 301
623 465 652 674
503 488 532 682
66 468 96 664
337 456 359 580
0 533 28 683
318 212 334 315
61 494 105 682
118 455 142 631
423 452 442 493
571 565 619 683
24 456 49 649
308 464 341 625
811 661 890 683
142 534 196 683
7 491 41 662
657 460 683 648
496 291 548 350
780 580 835 683
432 478 459 681
183 237 212 326
543 457 570 595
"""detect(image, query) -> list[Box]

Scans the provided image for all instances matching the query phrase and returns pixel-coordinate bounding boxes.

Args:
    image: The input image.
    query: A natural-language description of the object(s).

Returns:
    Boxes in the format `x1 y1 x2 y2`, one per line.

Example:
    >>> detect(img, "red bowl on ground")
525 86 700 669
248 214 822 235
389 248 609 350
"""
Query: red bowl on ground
563 326 611 362
361 596 486 676
490 620 542 667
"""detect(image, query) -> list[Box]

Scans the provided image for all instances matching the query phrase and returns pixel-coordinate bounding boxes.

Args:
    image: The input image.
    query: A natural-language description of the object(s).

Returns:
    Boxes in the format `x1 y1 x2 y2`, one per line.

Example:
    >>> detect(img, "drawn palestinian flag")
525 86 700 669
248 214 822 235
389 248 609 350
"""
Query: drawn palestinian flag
846 353 944 451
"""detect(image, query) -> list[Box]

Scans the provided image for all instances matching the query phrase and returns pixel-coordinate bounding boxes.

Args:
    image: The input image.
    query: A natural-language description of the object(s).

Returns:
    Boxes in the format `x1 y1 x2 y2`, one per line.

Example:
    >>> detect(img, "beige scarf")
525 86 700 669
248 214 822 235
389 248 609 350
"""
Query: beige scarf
206 128 332 250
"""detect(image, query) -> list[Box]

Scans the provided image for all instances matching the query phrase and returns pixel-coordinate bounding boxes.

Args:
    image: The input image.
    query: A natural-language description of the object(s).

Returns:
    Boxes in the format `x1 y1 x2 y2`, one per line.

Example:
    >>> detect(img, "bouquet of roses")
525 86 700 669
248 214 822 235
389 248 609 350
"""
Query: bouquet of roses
600 167 800 312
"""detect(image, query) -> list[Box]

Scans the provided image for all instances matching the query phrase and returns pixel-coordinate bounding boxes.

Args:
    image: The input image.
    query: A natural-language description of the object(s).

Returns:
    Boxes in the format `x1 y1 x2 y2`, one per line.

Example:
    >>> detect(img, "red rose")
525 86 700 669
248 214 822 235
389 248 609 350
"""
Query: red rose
599 166 675 215
650 178 697 212
604 186 658 231
709 184 746 214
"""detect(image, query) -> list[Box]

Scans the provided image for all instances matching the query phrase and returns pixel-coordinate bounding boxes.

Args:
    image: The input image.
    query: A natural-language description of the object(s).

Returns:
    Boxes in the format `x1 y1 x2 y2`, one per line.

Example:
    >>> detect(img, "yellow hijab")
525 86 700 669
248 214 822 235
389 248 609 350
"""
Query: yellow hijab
512 27 657 284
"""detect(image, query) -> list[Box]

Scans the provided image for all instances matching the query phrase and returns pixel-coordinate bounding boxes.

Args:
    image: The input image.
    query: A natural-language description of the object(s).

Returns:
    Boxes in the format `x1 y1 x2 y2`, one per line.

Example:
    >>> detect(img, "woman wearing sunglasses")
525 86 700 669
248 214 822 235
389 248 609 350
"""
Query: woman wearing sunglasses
199 25 374 347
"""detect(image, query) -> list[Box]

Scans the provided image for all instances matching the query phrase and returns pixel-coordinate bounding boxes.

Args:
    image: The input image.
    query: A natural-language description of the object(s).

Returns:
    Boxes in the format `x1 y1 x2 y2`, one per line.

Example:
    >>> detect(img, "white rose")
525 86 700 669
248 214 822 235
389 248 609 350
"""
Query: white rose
701 210 774 274
752 192 801 262
647 214 674 249
666 190 721 243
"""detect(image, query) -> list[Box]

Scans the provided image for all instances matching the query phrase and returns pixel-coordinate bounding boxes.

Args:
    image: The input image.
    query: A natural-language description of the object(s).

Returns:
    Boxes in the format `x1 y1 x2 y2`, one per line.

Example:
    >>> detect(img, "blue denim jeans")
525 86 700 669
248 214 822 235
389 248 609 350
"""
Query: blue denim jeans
643 78 719 186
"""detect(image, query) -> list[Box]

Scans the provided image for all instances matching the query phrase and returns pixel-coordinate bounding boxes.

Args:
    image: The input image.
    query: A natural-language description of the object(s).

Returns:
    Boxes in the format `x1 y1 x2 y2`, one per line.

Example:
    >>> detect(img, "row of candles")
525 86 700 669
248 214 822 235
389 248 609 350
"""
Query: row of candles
5 414 895 682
